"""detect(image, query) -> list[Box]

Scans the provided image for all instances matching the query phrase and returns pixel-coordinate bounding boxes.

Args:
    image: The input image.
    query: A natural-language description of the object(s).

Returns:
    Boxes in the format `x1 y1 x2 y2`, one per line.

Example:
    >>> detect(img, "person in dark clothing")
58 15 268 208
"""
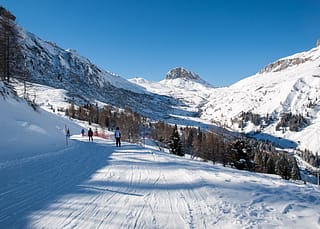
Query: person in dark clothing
66 128 70 138
81 128 85 136
65 128 71 145
115 127 121 147
88 128 93 142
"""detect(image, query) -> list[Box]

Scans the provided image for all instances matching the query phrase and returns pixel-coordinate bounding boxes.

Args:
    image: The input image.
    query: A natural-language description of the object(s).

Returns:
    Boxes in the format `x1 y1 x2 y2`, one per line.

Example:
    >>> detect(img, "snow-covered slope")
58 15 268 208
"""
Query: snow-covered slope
0 81 80 163
130 67 214 117
4 8 320 153
1 81 320 229
131 48 320 153
202 46 320 153
11 23 183 120
19 28 144 94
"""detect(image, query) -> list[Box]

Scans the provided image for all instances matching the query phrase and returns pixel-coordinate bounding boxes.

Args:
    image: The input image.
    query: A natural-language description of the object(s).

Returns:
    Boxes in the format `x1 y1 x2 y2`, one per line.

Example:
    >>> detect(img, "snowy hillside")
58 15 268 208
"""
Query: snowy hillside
130 67 214 119
11 22 187 121
130 47 320 154
0 81 80 163
19 27 144 94
202 46 320 153
1 82 320 229
21 23 320 153
3 7 320 154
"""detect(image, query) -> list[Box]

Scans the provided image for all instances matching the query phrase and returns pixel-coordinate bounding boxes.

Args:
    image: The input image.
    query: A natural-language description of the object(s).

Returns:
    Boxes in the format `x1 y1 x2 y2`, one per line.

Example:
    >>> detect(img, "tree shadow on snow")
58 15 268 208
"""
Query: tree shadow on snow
0 139 114 228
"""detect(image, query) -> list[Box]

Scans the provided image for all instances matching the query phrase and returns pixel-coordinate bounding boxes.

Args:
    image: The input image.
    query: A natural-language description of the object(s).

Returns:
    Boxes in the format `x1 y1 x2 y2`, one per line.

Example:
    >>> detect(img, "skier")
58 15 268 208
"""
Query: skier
66 128 70 138
65 127 71 145
81 128 85 136
115 127 121 147
88 128 93 142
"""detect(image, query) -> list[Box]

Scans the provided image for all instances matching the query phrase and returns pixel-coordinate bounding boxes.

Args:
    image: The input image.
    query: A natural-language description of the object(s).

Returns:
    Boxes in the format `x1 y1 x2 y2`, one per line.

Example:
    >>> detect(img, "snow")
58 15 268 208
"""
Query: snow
14 19 320 154
1 84 320 229
1 12 320 228
19 26 145 95
0 90 79 163
130 46 320 154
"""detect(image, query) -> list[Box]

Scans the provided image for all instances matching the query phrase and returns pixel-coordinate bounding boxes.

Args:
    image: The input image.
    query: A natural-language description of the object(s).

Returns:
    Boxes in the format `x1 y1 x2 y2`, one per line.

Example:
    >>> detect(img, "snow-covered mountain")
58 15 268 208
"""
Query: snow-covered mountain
165 67 213 87
131 47 320 154
2 8 320 227
12 23 187 121
9 13 217 126
130 67 214 119
3 7 320 153
1 81 320 229
202 46 320 153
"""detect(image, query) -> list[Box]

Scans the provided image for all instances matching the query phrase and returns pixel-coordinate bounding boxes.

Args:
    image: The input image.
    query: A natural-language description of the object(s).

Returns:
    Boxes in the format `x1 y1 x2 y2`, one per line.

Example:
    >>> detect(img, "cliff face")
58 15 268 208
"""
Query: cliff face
259 57 310 74
0 6 16 21
259 41 320 74
166 67 200 80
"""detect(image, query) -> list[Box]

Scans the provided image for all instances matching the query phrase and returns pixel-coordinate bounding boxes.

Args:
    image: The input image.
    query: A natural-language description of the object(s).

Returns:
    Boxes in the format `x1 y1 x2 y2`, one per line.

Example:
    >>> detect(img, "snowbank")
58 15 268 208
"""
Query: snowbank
0 90 80 163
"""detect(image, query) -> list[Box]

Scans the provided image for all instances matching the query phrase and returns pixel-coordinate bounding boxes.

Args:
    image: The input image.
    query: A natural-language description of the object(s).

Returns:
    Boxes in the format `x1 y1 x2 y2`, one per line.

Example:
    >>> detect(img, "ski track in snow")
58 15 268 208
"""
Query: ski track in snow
1 136 320 229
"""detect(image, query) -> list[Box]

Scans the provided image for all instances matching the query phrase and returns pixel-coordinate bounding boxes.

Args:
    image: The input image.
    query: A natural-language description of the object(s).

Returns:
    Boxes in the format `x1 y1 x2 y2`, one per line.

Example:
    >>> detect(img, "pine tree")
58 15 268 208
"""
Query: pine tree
290 158 300 180
169 124 183 156
0 7 26 82
275 154 291 180
253 150 263 172
229 139 254 170
192 127 203 158
266 156 275 174
205 132 217 164
98 108 106 128
69 103 75 119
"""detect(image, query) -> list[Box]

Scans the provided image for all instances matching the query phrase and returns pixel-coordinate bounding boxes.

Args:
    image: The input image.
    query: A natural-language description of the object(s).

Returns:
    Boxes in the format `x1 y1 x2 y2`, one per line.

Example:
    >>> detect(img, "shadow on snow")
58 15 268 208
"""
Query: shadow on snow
0 139 113 228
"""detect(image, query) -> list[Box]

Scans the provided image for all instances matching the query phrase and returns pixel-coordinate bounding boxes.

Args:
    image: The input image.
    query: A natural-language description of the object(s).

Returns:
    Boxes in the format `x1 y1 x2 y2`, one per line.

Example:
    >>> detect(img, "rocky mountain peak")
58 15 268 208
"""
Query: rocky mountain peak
0 6 16 21
165 67 200 81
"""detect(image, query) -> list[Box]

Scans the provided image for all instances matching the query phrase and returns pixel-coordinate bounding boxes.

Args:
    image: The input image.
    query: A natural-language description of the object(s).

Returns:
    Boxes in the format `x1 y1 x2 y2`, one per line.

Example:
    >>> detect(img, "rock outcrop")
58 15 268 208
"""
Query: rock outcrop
166 67 200 81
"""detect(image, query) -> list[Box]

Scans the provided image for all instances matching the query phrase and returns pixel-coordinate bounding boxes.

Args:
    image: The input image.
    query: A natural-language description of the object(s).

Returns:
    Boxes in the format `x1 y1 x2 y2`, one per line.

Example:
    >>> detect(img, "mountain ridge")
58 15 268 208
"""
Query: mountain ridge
131 45 320 153
2 7 320 153
7 21 193 121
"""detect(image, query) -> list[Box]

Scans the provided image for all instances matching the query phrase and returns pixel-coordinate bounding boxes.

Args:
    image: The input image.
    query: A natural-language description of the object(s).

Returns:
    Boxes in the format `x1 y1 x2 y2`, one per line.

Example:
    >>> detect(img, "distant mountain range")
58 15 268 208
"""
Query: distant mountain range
3 8 320 153
131 46 320 154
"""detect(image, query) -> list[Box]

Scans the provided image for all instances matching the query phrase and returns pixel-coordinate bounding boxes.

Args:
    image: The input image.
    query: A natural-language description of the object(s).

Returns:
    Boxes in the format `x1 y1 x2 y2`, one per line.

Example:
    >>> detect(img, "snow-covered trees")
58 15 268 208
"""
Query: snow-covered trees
297 149 320 168
276 112 309 132
233 111 309 134
240 111 262 126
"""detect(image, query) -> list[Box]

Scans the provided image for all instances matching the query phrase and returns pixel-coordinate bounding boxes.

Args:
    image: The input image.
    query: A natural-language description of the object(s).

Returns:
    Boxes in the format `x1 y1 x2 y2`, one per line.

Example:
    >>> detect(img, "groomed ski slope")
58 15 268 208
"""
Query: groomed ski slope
1 135 320 229
1 83 320 229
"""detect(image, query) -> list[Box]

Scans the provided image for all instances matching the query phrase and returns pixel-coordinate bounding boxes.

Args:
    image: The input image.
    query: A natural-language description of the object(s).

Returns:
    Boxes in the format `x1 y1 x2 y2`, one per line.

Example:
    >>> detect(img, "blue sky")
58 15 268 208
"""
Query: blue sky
2 0 320 86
